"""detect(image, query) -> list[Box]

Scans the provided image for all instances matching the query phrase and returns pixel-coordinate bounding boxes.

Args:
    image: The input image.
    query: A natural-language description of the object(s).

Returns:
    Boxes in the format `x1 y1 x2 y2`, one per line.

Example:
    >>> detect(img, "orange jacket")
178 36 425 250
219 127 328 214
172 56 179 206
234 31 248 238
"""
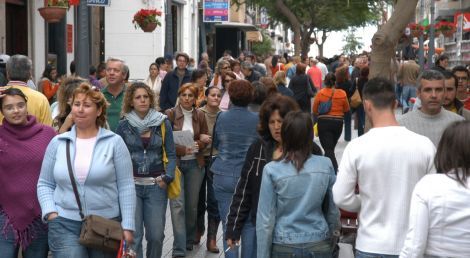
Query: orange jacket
41 79 59 101
312 87 350 117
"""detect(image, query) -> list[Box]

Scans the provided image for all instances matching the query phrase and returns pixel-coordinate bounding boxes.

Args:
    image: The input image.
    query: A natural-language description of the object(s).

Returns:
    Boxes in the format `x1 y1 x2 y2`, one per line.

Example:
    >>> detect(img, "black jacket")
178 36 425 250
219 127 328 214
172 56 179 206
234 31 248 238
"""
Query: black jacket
225 138 323 240
159 68 192 111
288 74 316 113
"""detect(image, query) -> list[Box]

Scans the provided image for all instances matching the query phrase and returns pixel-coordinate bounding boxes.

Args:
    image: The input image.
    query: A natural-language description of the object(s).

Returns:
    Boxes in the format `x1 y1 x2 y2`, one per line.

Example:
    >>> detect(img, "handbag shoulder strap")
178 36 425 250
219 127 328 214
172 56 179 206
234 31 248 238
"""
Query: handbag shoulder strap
161 122 168 164
66 140 85 220
329 88 335 100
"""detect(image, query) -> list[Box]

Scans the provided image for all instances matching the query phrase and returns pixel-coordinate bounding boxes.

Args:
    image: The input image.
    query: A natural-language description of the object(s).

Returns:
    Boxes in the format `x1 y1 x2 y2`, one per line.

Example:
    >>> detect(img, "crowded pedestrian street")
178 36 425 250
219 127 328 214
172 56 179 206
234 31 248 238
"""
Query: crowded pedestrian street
1 1 470 258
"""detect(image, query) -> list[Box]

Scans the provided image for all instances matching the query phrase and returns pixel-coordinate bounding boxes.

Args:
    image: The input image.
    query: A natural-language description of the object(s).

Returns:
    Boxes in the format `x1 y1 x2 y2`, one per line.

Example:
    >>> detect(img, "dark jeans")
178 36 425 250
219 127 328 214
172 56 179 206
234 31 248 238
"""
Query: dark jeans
272 240 332 258
356 105 365 137
343 110 352 141
318 117 343 172
196 156 220 233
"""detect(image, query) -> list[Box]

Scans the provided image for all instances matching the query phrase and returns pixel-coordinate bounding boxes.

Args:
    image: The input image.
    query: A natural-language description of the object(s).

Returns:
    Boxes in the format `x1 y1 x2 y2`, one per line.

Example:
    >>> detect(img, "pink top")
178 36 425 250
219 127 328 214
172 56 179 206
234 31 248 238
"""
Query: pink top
74 137 97 183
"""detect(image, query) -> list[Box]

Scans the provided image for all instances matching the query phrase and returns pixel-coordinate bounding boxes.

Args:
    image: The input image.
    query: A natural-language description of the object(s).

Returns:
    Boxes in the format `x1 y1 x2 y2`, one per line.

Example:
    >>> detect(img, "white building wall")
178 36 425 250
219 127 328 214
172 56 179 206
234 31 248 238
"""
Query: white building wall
31 0 75 81
31 0 46 82
105 0 166 81
105 0 199 80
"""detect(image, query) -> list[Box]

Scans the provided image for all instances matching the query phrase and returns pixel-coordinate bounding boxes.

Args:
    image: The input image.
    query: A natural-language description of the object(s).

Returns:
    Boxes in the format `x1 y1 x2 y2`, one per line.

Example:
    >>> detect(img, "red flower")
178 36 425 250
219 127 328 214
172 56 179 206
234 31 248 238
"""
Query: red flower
133 8 162 30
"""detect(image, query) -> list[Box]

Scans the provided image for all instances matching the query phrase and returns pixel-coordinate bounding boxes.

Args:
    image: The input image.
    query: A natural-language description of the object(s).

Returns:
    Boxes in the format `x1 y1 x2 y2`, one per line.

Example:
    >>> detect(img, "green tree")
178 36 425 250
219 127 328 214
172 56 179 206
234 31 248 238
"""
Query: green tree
342 29 364 55
235 0 381 58
252 32 274 57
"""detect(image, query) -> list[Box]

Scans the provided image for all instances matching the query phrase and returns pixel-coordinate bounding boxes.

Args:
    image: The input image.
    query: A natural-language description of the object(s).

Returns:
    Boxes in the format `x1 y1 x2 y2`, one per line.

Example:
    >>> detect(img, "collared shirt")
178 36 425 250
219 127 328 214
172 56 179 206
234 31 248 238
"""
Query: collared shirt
101 85 126 132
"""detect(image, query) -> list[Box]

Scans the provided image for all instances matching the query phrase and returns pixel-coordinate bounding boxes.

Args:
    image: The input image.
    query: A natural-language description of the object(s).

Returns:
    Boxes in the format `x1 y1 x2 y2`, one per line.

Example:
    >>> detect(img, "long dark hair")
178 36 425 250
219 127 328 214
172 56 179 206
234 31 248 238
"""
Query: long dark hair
258 95 299 142
435 121 470 187
278 111 313 171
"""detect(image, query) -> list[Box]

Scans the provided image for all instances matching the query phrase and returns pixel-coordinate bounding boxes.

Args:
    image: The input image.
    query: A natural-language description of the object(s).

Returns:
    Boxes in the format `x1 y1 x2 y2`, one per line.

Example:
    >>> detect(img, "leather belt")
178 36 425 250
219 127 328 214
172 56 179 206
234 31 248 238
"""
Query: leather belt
134 177 160 185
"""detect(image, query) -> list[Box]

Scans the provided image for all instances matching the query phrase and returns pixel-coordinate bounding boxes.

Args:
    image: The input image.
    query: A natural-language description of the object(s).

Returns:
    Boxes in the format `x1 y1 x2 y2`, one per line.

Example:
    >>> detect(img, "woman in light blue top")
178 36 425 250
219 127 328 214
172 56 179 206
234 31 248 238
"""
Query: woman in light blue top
256 111 339 258
37 83 136 258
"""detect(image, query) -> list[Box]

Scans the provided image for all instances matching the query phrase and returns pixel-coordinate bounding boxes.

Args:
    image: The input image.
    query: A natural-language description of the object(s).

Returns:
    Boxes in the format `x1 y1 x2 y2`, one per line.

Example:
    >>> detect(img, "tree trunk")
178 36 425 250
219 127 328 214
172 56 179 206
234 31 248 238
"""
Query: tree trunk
369 0 419 79
318 43 324 58
274 0 301 56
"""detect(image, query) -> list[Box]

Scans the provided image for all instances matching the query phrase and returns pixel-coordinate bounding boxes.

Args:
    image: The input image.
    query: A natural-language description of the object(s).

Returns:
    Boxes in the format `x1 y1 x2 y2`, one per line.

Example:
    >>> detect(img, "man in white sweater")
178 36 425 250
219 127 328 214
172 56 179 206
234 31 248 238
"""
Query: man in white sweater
398 69 464 146
333 77 436 257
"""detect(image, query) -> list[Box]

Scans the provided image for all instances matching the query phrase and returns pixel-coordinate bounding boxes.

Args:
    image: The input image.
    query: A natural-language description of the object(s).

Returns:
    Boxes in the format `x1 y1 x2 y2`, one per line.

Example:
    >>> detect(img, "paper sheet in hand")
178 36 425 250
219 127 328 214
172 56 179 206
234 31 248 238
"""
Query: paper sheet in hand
173 130 194 147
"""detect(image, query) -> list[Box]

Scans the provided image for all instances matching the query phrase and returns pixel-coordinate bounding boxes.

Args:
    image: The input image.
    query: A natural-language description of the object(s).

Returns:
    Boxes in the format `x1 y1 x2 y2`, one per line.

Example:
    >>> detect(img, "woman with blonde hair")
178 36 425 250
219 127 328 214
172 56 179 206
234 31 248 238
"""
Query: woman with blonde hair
116 82 176 258
38 83 136 257
273 71 293 97
51 76 86 133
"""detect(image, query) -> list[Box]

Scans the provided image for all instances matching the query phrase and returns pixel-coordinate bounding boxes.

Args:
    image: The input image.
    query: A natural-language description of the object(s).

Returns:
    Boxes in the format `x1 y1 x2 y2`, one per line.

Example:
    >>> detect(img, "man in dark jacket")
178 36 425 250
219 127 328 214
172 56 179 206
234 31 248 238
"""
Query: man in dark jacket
159 52 192 111
241 61 261 83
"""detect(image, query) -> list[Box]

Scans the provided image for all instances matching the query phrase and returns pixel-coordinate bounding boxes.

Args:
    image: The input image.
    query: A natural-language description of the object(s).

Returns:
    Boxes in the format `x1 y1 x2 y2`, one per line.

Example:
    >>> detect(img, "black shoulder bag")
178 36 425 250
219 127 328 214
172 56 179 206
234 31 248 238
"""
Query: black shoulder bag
66 140 123 253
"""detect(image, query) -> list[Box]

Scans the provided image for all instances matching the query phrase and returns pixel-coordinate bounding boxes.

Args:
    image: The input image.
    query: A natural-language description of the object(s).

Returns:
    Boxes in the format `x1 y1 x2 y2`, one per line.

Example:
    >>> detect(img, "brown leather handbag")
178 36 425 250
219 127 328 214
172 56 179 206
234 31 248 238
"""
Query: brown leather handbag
66 140 123 253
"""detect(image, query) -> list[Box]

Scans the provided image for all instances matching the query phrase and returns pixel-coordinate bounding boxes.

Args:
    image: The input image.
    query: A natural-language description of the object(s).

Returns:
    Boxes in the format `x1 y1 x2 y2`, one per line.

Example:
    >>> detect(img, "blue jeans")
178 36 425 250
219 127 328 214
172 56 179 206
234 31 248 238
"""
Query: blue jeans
0 212 48 258
241 217 257 258
213 174 256 258
196 157 221 233
134 184 168 258
395 83 402 105
356 250 399 258
271 240 332 258
48 216 116 258
170 159 205 256
356 104 365 137
343 110 352 141
400 85 416 112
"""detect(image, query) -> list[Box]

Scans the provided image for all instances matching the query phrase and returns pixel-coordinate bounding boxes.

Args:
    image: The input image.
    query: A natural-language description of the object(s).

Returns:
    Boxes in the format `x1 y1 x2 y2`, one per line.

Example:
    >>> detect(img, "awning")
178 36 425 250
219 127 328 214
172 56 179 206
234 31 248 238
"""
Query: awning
172 0 187 5
215 22 258 32
246 31 263 42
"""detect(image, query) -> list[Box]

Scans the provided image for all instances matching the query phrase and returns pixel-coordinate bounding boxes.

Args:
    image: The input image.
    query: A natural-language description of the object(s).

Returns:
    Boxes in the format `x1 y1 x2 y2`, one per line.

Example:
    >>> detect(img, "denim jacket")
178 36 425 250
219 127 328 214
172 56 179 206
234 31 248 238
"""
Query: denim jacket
115 119 176 184
256 155 339 258
210 106 259 177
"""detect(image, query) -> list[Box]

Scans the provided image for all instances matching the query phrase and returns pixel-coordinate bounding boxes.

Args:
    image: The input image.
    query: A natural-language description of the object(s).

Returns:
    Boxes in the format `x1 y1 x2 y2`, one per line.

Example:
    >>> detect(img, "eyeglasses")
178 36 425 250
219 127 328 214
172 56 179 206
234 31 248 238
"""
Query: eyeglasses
456 76 468 82
221 66 230 70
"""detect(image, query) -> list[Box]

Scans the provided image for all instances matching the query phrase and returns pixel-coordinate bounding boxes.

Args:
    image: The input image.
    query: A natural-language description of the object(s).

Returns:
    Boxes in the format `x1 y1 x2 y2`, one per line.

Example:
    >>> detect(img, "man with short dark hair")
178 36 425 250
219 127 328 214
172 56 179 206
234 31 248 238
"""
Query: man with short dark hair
399 70 464 146
452 65 469 110
0 55 52 125
333 77 435 258
159 52 192 111
245 54 266 76
101 57 127 131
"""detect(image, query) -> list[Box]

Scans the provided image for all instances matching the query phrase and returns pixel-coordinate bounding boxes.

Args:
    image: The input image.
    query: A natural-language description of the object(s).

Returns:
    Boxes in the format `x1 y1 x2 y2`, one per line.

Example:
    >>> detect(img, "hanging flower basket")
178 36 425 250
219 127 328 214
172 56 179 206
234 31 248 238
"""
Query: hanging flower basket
141 22 158 32
408 23 424 38
38 0 77 23
38 6 67 23
435 21 457 38
133 9 162 33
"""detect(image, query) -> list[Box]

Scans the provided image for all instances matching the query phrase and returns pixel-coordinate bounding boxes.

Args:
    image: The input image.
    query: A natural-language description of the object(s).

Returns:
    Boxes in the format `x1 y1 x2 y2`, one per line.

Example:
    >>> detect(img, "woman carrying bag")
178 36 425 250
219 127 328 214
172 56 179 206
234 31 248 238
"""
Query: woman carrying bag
312 73 349 172
165 83 210 257
37 83 136 258
115 82 176 258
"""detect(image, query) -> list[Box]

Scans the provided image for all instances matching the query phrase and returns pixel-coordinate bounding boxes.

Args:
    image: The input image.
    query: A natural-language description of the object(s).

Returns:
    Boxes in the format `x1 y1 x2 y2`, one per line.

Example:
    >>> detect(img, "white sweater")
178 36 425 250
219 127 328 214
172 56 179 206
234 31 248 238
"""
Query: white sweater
400 173 470 258
333 126 436 255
